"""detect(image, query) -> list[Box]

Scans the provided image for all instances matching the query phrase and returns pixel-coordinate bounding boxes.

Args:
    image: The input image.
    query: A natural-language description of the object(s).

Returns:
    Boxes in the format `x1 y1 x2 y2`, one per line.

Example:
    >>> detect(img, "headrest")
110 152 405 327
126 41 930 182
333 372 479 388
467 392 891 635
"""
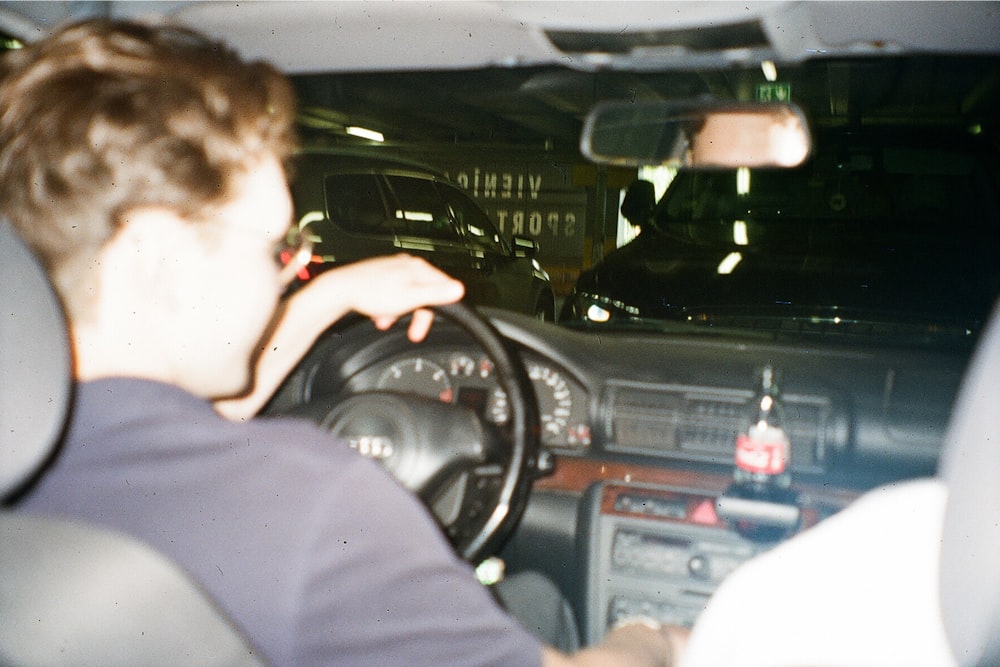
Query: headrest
0 221 72 500
939 298 1000 665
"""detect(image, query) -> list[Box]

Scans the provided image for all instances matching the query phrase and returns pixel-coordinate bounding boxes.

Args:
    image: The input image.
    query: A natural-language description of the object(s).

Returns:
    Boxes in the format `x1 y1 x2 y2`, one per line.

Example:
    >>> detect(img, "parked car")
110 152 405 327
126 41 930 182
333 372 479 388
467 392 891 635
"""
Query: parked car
292 149 556 320
562 125 1000 349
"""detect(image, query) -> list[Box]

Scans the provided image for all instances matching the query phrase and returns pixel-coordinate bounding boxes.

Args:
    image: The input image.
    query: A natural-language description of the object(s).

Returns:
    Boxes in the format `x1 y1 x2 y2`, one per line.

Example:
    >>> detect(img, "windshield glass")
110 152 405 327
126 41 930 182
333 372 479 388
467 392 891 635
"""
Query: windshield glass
290 54 1000 350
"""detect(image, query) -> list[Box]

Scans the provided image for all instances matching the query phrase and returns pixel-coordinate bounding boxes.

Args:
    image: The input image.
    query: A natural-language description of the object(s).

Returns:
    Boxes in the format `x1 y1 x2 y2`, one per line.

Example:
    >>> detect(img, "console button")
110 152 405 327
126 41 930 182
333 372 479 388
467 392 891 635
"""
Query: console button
688 554 710 579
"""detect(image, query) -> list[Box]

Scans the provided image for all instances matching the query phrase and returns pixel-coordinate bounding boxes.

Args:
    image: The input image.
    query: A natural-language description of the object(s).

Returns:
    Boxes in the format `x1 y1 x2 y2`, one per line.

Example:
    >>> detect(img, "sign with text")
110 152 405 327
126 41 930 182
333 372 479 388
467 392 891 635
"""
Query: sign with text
755 82 792 103
436 158 589 265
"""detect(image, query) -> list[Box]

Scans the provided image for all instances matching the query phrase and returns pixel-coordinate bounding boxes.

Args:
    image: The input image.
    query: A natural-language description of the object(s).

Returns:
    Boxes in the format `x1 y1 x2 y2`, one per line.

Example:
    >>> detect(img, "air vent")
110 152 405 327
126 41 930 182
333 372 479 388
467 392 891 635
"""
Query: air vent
607 383 829 471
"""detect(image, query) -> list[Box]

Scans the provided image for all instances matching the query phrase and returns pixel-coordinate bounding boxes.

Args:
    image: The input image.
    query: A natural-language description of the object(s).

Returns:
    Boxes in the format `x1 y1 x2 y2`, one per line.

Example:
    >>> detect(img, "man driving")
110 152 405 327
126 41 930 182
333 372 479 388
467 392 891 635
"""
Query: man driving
0 19 684 666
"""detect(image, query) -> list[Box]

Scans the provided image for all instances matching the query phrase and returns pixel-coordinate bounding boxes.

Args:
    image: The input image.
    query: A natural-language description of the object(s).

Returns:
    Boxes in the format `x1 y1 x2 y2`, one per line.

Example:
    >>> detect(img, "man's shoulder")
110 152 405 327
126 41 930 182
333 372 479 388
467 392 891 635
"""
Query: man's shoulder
682 479 952 667
69 377 368 482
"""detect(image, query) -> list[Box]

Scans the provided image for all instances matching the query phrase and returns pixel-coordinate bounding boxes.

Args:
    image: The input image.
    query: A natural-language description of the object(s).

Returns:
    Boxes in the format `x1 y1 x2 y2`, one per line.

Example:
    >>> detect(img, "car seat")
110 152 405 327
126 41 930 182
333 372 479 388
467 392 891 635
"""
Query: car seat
938 296 1000 666
0 221 267 667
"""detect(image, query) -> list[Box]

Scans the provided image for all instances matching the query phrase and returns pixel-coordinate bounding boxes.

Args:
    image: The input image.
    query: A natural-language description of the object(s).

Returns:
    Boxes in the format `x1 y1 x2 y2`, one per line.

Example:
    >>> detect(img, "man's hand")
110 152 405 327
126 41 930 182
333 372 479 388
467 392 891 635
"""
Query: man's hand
328 254 465 341
542 621 689 667
214 254 464 420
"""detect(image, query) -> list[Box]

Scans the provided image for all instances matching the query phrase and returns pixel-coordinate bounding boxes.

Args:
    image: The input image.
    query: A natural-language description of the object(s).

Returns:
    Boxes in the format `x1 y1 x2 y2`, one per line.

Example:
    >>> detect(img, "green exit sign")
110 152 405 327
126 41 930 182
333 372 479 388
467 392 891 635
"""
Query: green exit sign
756 83 792 102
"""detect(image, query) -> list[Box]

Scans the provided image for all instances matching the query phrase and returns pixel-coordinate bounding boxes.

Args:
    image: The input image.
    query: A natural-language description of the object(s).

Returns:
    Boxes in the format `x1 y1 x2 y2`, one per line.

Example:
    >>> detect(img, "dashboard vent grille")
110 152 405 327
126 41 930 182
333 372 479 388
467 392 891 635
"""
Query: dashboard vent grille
607 383 828 470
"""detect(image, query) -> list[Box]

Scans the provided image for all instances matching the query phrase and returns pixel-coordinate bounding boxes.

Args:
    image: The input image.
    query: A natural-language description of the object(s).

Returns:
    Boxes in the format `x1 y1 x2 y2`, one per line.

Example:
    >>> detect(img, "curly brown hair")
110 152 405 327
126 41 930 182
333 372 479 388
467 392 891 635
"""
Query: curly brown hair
0 19 297 315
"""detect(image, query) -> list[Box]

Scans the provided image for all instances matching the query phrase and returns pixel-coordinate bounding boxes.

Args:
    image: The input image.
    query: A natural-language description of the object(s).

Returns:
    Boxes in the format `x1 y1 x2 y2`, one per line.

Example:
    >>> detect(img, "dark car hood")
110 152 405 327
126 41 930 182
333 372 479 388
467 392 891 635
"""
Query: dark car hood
574 228 997 337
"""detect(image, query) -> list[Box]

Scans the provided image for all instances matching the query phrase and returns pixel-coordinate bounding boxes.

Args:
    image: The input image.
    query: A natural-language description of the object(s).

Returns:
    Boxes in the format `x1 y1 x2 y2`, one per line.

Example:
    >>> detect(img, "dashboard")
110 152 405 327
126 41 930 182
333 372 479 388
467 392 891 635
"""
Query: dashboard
268 307 970 641
342 348 591 450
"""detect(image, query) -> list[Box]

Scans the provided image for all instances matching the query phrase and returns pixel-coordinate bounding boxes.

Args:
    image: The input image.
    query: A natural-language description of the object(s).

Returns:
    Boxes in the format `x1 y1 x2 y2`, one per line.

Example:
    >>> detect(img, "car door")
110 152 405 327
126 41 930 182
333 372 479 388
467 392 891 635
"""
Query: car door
381 173 473 277
308 172 397 267
436 181 535 313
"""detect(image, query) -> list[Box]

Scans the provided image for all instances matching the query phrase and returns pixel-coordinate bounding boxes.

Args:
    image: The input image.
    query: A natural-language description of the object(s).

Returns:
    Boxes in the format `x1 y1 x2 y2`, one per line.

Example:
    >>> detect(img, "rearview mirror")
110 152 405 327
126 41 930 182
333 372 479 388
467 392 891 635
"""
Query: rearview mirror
581 100 811 169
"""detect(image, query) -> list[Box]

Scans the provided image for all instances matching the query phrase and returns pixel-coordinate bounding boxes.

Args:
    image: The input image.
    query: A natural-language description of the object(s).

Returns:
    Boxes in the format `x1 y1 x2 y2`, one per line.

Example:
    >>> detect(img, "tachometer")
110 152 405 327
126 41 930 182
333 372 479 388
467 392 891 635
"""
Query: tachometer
529 363 573 440
377 358 454 403
488 361 590 448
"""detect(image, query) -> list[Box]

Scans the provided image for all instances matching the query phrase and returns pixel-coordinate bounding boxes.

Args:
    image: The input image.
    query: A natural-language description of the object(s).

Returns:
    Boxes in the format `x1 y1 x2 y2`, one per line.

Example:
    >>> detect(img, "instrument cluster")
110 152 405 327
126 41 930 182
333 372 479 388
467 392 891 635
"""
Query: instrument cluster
347 348 592 450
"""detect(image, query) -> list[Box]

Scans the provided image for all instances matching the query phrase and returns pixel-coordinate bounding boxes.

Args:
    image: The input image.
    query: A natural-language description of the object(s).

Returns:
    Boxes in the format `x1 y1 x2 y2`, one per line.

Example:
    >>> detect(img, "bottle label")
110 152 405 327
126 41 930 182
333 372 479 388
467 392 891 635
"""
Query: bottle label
735 426 790 475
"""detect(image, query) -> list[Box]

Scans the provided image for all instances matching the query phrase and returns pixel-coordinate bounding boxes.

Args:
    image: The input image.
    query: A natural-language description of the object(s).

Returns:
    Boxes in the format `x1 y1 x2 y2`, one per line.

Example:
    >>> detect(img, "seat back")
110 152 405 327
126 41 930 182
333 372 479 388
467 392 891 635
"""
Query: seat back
0 514 271 667
938 300 1000 666
0 221 267 667
0 220 71 497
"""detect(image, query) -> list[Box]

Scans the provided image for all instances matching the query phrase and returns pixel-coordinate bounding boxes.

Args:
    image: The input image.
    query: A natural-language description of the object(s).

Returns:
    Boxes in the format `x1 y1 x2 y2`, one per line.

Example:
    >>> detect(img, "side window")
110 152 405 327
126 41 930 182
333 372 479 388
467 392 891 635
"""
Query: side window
384 175 459 241
438 183 509 255
324 174 391 234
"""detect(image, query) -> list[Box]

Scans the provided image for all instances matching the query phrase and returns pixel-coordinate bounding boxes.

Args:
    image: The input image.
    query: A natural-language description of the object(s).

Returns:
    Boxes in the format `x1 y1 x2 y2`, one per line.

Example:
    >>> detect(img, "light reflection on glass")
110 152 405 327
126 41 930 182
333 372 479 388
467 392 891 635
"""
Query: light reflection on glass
395 209 434 222
761 60 778 82
733 220 749 245
737 167 751 195
717 252 743 274
346 126 384 142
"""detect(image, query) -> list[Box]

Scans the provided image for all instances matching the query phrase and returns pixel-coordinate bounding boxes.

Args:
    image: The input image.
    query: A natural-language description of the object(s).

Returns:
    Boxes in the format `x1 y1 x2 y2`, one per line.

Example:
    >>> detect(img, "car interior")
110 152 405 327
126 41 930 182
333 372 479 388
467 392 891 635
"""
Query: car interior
2 2 1000 665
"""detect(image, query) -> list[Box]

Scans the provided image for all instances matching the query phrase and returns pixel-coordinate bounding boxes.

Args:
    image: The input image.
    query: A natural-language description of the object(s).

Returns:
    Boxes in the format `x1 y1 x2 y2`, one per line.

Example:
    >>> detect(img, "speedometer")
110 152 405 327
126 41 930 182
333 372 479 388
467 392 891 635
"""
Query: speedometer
377 358 454 403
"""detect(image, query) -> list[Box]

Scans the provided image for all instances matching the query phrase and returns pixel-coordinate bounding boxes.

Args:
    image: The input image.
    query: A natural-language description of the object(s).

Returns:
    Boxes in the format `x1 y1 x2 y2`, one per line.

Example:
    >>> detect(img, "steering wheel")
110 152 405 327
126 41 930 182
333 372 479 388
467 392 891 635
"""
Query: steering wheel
287 302 540 563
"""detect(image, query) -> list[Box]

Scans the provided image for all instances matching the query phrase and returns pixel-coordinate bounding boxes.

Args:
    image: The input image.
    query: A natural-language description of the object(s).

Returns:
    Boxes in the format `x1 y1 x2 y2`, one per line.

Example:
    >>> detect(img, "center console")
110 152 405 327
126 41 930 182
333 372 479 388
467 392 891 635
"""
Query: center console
580 482 772 643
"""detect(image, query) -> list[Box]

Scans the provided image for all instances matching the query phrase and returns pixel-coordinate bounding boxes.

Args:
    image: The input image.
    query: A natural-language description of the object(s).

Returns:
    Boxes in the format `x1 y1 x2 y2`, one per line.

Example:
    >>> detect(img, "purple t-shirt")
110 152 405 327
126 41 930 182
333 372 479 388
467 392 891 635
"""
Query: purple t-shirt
17 378 543 666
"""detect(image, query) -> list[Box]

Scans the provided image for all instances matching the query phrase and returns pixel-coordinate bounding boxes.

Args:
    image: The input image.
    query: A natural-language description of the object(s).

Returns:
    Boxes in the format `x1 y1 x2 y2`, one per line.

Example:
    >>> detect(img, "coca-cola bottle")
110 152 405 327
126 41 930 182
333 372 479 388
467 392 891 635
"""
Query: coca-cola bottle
734 365 791 492
717 365 799 540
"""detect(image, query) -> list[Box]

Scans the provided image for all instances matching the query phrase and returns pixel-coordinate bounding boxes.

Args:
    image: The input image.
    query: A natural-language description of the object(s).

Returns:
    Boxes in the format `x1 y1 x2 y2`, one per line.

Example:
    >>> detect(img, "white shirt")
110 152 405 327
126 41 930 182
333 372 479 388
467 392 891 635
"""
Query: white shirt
681 478 955 667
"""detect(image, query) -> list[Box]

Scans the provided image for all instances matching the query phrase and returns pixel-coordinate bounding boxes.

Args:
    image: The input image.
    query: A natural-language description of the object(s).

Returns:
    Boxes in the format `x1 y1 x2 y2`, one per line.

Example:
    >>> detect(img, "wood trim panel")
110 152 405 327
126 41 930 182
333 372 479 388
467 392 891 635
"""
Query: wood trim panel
534 456 860 515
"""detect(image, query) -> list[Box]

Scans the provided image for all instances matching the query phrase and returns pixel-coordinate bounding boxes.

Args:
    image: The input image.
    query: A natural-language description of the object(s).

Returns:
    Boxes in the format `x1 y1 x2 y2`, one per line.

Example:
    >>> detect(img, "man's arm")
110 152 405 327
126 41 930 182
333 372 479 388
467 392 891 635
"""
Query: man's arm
214 254 464 420
543 621 689 667
679 479 952 667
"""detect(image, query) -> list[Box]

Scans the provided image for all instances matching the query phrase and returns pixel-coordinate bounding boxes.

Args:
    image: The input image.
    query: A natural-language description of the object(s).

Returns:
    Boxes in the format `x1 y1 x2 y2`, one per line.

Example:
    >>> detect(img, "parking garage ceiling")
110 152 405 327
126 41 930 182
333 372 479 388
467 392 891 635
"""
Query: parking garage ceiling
292 57 1000 153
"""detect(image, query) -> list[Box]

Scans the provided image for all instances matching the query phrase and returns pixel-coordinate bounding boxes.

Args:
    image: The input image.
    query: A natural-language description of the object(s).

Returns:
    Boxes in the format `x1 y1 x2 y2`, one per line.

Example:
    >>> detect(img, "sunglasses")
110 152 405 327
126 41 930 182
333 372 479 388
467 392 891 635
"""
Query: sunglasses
276 227 316 285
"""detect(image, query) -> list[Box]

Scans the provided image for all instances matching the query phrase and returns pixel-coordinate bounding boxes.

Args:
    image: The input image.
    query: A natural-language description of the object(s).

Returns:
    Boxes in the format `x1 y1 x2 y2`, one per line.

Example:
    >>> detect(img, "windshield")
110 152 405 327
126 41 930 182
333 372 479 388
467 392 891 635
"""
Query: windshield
289 54 1000 350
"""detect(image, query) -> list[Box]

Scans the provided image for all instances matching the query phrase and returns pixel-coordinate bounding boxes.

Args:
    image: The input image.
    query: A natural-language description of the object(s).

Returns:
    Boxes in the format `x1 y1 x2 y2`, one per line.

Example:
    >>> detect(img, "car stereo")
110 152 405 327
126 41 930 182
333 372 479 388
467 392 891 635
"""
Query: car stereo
580 482 771 643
